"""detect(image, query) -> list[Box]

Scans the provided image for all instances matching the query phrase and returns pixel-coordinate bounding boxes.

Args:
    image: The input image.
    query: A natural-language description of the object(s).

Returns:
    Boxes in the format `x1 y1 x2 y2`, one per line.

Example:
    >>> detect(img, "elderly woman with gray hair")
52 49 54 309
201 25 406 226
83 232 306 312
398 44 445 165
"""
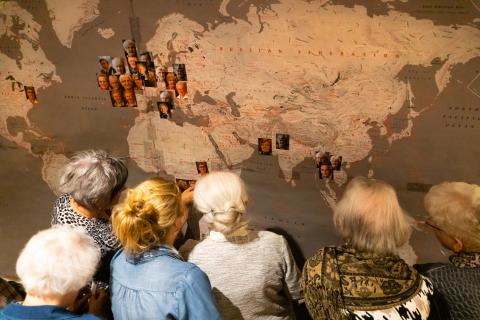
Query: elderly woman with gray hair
0 226 106 319
302 177 439 320
51 149 128 286
180 171 302 320
415 182 480 320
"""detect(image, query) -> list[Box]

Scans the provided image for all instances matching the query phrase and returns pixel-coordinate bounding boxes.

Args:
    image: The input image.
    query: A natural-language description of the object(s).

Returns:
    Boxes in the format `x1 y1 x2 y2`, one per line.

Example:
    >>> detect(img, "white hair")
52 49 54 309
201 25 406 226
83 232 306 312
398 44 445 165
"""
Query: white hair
112 57 124 66
16 225 100 297
122 39 136 51
119 74 132 81
333 176 412 254
58 149 128 210
194 171 248 235
424 182 480 252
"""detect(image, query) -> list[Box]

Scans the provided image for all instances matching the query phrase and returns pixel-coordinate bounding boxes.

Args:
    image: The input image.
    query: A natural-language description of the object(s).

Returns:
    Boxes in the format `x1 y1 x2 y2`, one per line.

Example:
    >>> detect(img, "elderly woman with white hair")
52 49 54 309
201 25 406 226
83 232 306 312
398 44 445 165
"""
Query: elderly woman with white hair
415 182 480 320
302 177 439 320
0 226 107 319
51 149 128 286
180 171 303 320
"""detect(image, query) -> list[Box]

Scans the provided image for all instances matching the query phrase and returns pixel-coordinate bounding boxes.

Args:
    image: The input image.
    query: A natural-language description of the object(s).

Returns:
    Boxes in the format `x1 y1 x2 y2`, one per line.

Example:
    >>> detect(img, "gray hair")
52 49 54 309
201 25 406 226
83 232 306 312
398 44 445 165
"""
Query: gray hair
112 57 124 67
333 176 412 254
424 182 480 252
16 225 100 297
58 149 128 210
194 171 248 235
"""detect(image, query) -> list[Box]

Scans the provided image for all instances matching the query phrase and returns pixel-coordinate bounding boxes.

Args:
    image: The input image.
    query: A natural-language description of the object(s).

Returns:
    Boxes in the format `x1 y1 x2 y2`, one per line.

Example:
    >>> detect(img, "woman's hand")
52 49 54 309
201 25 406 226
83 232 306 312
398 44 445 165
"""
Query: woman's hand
181 186 194 206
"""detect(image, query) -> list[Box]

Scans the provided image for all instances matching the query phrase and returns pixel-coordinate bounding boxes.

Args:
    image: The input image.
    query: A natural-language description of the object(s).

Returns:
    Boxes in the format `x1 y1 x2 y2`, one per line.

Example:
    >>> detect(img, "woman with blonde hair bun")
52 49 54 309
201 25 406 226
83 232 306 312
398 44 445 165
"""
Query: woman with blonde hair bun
110 178 220 320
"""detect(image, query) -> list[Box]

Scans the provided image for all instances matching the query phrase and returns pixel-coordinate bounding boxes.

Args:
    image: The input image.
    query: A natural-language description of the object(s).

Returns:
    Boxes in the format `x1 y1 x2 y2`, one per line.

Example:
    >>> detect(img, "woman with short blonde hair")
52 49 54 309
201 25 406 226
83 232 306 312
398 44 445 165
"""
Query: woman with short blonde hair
302 177 437 320
181 171 302 320
110 178 220 320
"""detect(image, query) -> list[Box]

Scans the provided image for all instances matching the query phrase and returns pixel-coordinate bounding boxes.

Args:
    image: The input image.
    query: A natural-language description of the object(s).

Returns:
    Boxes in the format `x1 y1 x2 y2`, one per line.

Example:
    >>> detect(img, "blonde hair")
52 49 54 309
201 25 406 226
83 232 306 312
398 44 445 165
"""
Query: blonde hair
194 171 248 235
334 177 412 254
424 182 480 252
112 178 182 254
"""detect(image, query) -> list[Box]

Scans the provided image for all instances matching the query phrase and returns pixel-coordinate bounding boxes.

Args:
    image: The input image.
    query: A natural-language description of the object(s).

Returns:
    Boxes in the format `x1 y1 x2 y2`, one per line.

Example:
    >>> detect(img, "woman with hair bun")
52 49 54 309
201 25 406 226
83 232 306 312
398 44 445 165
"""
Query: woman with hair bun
110 178 220 320
180 171 302 320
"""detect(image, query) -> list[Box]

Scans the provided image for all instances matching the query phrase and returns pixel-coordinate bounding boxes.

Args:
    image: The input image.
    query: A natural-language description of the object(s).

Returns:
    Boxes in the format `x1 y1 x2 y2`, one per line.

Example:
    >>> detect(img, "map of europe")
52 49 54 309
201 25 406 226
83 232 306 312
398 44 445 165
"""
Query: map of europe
1 0 480 274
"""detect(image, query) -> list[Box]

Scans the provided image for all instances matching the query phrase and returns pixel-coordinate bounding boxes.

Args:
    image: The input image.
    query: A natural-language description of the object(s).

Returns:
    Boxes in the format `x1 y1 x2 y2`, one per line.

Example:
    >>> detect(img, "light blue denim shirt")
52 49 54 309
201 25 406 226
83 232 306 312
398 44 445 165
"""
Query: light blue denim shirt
110 245 221 320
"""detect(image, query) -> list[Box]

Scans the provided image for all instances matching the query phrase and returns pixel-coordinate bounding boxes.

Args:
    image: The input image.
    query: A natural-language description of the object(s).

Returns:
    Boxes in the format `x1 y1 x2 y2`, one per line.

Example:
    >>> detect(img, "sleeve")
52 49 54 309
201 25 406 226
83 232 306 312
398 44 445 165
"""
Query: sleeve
280 236 303 300
182 266 222 320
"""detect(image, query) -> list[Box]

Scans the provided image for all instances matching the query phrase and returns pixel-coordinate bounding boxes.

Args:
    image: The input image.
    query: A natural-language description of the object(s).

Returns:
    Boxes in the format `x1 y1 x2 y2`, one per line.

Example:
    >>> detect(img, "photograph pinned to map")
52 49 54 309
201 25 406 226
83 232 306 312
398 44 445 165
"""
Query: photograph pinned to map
176 81 188 100
97 73 110 91
159 90 175 106
275 133 290 150
164 72 178 91
110 89 126 108
123 89 137 108
98 56 114 75
258 138 273 155
173 64 187 81
112 57 126 75
196 161 209 176
127 55 139 75
24 86 38 104
139 51 155 70
122 39 138 58
136 60 156 87
108 74 122 91
176 178 196 192
333 156 343 171
157 102 171 119
316 151 334 179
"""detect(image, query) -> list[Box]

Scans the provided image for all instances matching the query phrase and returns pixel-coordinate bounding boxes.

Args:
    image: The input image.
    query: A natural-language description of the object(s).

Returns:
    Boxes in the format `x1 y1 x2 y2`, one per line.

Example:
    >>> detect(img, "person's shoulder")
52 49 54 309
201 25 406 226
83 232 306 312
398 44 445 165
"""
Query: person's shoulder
414 262 451 276
257 230 285 243
179 239 200 260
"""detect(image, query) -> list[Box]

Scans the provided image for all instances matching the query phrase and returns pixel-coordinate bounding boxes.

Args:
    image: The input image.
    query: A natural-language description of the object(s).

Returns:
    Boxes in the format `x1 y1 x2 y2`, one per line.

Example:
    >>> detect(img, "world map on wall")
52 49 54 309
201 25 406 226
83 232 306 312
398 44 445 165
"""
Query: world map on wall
1 0 480 274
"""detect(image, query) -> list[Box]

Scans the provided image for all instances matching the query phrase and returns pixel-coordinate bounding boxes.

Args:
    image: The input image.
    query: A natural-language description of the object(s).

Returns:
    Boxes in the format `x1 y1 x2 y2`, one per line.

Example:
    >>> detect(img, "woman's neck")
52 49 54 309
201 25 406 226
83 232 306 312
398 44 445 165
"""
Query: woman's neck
70 197 107 219
22 292 74 308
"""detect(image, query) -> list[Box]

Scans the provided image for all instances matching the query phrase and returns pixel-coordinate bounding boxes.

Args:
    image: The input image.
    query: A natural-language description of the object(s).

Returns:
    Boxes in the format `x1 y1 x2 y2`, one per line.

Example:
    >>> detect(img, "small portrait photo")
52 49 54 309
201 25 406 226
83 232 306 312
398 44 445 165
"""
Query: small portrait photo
108 74 121 91
164 72 178 91
136 61 147 77
112 57 126 75
157 102 171 119
159 90 175 104
196 161 209 176
258 138 272 155
119 74 134 90
24 86 38 104
333 156 343 171
122 39 138 57
144 69 157 87
176 178 196 192
123 89 137 108
127 55 138 75
110 89 126 108
316 152 333 179
276 133 290 150
132 74 144 90
176 81 188 100
97 73 110 91
173 63 187 81
98 56 114 75
139 51 155 69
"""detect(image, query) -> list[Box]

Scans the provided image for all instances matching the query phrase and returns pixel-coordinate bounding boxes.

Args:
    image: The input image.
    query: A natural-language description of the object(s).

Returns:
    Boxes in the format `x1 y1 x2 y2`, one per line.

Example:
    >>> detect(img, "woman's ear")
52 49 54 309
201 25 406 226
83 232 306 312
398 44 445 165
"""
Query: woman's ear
452 238 463 253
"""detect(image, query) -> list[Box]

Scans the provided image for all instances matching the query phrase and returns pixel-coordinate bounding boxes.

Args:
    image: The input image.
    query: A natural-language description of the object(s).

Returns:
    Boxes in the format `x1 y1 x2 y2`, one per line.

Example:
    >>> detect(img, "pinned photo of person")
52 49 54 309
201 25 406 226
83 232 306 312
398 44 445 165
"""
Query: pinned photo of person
110 89 126 108
258 138 272 155
164 72 178 91
176 178 196 192
316 152 334 179
176 81 188 101
276 133 290 150
24 86 38 104
139 51 155 70
123 89 137 108
173 63 187 81
112 57 126 75
159 90 175 105
127 55 138 75
98 56 114 75
157 102 171 119
108 74 121 91
196 161 209 176
122 39 138 58
333 156 343 171
136 61 147 78
144 69 157 87
97 73 110 91
119 74 134 91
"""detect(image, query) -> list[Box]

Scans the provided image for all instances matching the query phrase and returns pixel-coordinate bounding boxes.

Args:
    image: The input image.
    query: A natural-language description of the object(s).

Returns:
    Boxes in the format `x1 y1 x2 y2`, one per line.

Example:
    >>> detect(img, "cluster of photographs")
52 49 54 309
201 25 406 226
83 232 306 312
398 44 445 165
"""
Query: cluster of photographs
96 39 189 112
24 86 38 104
257 133 290 155
315 151 343 179
176 161 209 192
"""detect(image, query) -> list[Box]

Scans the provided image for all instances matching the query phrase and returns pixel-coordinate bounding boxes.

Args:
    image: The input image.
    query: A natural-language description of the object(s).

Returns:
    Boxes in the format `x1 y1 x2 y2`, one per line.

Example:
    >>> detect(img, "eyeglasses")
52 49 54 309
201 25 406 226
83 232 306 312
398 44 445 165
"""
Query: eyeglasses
414 217 446 234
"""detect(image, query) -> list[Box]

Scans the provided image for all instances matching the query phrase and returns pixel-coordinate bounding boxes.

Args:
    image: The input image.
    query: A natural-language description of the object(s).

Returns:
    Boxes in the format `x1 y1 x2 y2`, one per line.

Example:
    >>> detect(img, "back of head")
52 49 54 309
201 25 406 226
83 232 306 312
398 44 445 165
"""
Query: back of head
16 225 100 297
424 182 480 252
334 176 412 255
58 149 128 210
194 171 248 235
112 178 182 255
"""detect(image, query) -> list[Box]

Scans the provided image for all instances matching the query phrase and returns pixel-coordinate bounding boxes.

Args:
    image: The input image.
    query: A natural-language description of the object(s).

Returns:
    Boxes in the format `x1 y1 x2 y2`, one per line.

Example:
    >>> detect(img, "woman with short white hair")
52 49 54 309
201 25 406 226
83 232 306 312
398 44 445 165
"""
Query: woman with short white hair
302 177 438 320
415 182 480 320
51 149 128 286
180 171 303 320
0 226 106 319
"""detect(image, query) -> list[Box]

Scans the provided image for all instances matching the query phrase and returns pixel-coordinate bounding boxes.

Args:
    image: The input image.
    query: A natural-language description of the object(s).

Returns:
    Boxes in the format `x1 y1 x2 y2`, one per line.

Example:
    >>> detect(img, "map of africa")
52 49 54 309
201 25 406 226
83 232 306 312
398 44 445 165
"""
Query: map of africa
1 0 480 274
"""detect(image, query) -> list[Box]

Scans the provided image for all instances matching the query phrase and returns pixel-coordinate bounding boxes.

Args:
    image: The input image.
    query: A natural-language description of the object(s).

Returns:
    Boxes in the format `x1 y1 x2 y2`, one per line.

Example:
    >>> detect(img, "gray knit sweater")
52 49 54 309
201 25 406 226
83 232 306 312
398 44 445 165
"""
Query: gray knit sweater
180 229 303 320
